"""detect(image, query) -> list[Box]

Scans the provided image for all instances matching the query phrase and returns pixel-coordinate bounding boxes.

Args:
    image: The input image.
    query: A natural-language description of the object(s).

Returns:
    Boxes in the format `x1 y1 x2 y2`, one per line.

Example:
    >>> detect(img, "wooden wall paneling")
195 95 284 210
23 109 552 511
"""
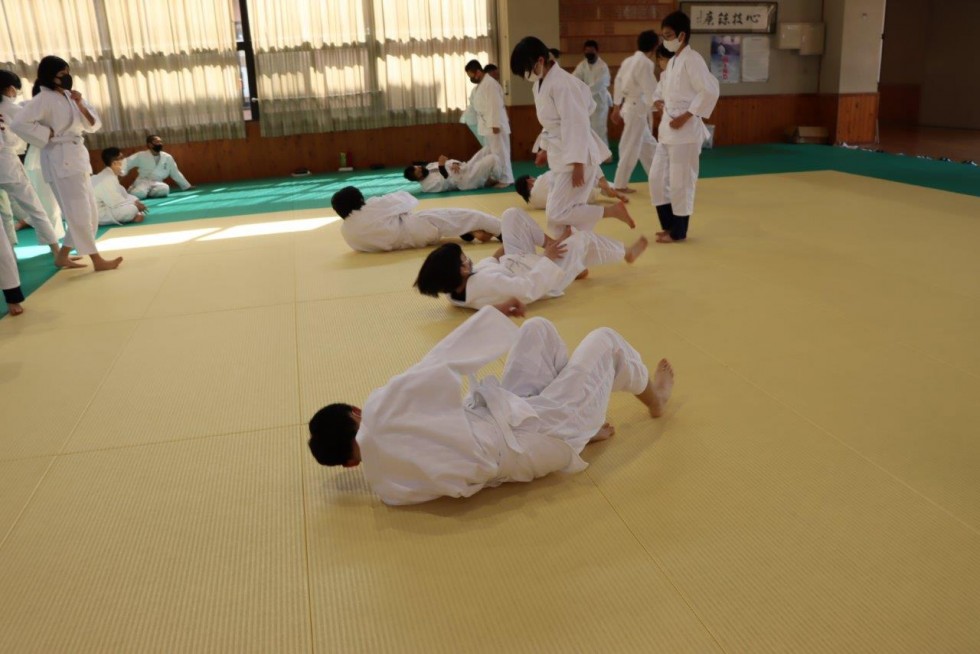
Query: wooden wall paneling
834 93 878 144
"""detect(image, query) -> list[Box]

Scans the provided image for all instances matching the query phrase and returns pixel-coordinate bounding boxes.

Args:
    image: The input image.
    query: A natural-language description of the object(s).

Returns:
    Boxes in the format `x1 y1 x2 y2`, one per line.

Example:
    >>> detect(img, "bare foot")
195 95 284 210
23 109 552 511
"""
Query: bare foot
493 182 510 189
92 254 124 271
656 230 667 237
604 201 635 229
55 246 88 269
133 214 145 223
14 220 29 231
472 230 496 243
637 359 674 417
614 187 637 194
8 302 24 316
624 236 649 263
656 233 675 244
575 268 589 280
589 422 616 443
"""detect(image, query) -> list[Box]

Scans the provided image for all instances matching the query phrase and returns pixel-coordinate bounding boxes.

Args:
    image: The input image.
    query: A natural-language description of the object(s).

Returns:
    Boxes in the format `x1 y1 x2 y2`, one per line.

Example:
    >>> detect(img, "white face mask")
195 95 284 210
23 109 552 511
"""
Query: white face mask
524 60 543 84
663 38 682 53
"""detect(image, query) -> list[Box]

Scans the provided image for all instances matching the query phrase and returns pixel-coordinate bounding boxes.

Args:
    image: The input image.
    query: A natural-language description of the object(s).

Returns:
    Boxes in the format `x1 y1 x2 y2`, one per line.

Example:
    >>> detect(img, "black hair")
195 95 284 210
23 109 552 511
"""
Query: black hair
146 134 161 145
548 48 561 60
637 30 659 53
464 59 483 73
583 40 599 51
414 243 465 297
514 175 532 203
308 403 359 466
656 45 674 61
483 63 498 73
510 36 550 77
403 162 429 181
331 186 366 219
33 55 69 96
661 11 692 43
101 147 122 167
0 70 22 95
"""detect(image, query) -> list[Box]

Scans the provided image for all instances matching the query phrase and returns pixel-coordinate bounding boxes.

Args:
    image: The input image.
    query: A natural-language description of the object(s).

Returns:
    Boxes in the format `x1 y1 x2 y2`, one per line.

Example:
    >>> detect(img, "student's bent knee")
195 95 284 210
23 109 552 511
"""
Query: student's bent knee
520 316 559 340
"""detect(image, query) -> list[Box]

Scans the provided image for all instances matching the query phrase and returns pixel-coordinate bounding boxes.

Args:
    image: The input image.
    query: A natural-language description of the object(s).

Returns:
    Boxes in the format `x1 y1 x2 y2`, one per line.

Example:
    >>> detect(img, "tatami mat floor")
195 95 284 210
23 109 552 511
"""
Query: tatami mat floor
1 171 978 652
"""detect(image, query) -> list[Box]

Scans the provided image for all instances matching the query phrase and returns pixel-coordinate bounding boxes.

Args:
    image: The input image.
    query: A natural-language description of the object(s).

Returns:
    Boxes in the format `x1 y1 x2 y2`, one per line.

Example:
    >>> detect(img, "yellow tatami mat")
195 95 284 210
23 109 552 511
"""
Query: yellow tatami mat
1 171 979 652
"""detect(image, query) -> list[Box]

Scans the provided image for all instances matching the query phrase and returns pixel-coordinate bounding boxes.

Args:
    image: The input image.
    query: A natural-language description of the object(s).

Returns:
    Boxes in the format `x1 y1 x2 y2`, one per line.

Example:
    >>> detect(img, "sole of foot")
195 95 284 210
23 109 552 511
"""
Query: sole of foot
649 359 674 418
624 236 649 263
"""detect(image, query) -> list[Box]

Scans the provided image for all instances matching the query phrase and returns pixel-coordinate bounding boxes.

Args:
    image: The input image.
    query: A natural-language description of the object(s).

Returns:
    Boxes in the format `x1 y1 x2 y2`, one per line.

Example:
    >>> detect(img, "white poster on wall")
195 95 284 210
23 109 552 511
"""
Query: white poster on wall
742 36 771 82
710 36 741 83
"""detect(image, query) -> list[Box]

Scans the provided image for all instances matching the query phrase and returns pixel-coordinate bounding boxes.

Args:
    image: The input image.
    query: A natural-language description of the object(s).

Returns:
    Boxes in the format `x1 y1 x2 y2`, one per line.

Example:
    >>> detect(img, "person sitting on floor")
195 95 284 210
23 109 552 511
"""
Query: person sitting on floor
122 134 193 199
92 147 147 225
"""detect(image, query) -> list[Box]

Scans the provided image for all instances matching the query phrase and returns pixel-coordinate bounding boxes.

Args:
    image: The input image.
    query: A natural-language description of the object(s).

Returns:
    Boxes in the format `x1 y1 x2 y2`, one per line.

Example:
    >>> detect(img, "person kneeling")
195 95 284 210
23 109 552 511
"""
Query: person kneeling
308 304 675 506
92 147 147 225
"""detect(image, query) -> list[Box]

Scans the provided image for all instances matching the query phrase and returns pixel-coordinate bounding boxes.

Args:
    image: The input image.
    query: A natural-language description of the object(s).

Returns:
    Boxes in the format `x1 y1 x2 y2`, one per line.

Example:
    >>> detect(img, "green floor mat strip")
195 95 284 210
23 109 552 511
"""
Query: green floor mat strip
5 143 978 313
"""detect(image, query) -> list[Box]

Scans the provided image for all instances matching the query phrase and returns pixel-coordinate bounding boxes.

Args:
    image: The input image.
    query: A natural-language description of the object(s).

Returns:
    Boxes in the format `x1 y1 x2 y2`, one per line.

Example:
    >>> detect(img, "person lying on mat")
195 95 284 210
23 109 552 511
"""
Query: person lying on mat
330 186 501 253
402 150 500 193
308 303 675 505
414 207 647 310
514 170 629 211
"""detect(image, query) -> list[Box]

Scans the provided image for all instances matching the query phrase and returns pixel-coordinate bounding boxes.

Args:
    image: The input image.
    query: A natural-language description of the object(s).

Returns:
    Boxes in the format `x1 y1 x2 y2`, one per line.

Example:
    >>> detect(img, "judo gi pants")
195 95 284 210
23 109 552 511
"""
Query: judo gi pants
486 132 514 184
457 153 499 190
613 112 656 189
546 164 605 236
502 207 624 286
0 172 60 247
98 203 141 226
24 167 65 239
500 317 649 452
649 141 702 239
591 102 610 148
129 180 170 199
0 224 23 305
48 173 99 256
415 209 501 241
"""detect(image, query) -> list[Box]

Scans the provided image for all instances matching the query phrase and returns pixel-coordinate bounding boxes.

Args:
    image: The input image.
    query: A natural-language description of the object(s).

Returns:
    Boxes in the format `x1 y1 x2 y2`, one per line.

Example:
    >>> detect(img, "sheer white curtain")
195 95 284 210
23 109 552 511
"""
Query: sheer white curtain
0 0 245 147
247 0 498 137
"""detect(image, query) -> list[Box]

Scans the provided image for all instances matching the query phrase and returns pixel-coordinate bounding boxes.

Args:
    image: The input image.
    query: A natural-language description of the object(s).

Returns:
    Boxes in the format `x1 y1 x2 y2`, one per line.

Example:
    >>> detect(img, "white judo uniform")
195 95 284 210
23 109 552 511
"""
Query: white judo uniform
612 51 658 189
0 96 60 249
451 207 625 310
418 150 499 193
532 66 612 236
0 221 21 306
91 168 141 225
122 150 191 199
10 88 99 256
340 191 501 253
472 75 513 184
356 305 651 505
649 46 719 218
572 56 613 147
23 144 65 239
460 85 486 146
526 170 604 211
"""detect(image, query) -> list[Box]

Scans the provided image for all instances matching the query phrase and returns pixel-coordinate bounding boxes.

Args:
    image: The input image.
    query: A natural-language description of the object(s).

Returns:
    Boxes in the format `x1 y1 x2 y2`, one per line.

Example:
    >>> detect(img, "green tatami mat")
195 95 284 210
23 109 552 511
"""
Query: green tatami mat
5 143 978 313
